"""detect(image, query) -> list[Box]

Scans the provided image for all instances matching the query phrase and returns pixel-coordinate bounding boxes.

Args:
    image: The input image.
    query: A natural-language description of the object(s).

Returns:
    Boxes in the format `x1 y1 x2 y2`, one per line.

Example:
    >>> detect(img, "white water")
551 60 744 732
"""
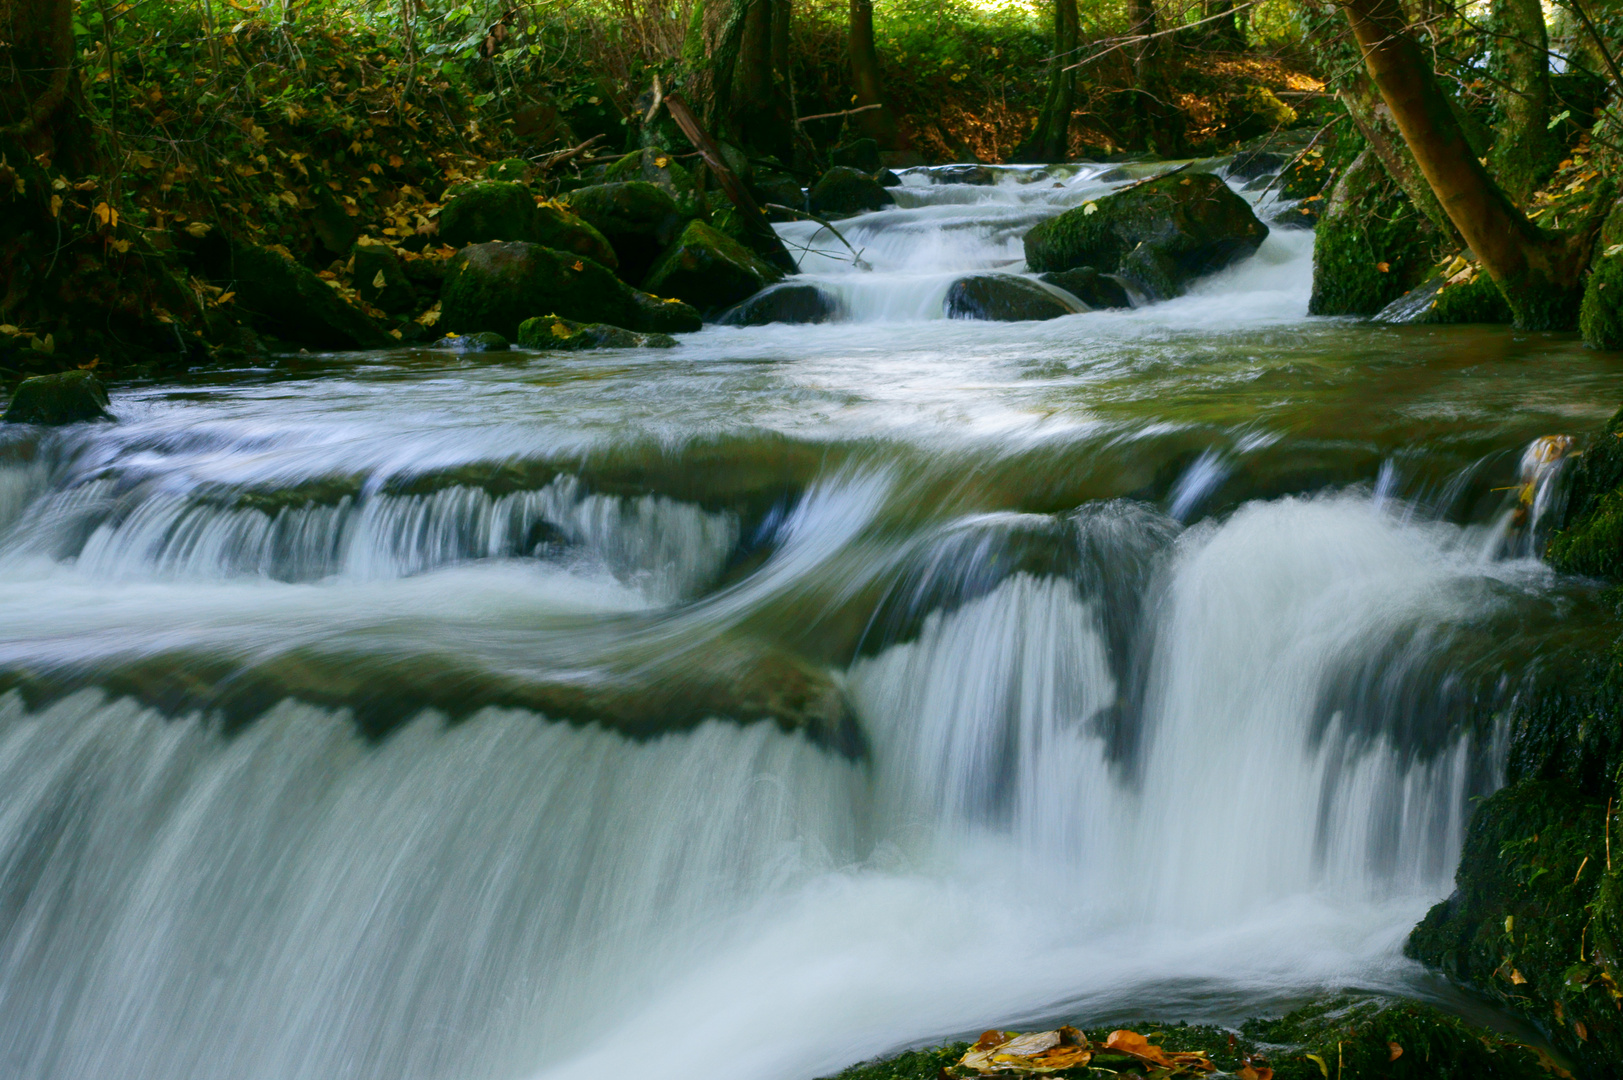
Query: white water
0 160 1608 1080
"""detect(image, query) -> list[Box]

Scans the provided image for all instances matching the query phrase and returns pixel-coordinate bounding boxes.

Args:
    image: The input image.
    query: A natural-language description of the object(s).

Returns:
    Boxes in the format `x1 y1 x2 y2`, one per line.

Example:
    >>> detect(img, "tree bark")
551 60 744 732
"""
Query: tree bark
1015 0 1078 161
1487 0 1558 203
704 0 795 158
1127 0 1183 155
848 0 900 147
0 0 75 145
1338 73 1459 241
1339 0 1597 328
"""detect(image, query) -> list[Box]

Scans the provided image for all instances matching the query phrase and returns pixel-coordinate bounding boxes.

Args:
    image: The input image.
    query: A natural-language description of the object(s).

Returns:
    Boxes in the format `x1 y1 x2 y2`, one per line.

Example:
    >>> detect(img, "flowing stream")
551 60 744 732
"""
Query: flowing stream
2 164 1622 1080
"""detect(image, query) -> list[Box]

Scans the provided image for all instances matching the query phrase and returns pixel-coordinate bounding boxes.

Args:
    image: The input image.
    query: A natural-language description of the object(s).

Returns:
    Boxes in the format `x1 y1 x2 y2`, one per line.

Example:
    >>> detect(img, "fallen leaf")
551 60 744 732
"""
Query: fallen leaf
571 260 584 271
1237 1065 1273 1080
1083 202 1098 216
372 270 387 289
1388 1041 1403 1061
1304 1053 1329 1079
1511 969 1528 985
49 194 62 218
1575 1021 1588 1042
1376 261 1390 273
184 221 212 238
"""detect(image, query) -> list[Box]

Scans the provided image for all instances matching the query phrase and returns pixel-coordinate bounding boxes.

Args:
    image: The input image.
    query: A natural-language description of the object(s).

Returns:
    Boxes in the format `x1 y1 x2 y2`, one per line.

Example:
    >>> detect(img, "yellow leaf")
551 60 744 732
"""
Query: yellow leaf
388 154 404 168
1575 1021 1588 1042
654 156 669 168
1511 969 1528 984
184 221 212 238
1376 261 1390 273
1304 1053 1329 1079
1506 916 1515 934
1083 202 1098 216
1388 1041 1403 1061
550 321 571 338
1605 243 1623 259
49 194 62 218
0 324 18 335
372 270 387 289
571 260 584 271
368 163 383 175
217 291 235 304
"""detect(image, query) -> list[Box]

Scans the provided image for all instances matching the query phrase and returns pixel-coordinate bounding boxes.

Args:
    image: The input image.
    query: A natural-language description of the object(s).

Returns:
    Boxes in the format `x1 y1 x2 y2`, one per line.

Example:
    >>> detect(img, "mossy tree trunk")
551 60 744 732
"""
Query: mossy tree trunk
1340 0 1599 329
700 0 795 159
848 0 901 148
1013 0 1078 162
1338 73 1460 242
1487 0 1559 203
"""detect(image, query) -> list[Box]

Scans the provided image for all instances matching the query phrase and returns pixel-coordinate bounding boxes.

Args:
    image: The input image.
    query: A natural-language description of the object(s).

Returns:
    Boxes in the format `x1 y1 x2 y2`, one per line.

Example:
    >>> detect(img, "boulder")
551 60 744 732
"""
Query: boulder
944 274 1086 321
720 283 838 326
438 181 541 248
1038 267 1132 309
829 138 883 173
628 289 703 334
439 242 640 339
605 146 701 215
1308 150 1438 317
532 203 618 271
227 242 393 350
308 185 360 258
353 242 415 314
1270 195 1324 230
433 331 510 352
809 167 895 217
1581 202 1623 350
750 169 806 218
562 181 687 283
1374 264 1511 324
1226 85 1298 141
1023 172 1269 300
934 164 995 185
1226 150 1285 181
642 220 786 314
484 157 532 183
3 370 113 425
517 315 677 351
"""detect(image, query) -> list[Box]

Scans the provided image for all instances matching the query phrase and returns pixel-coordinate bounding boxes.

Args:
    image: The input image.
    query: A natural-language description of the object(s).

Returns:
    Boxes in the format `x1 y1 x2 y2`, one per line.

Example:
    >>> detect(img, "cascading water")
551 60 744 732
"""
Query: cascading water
0 163 1620 1080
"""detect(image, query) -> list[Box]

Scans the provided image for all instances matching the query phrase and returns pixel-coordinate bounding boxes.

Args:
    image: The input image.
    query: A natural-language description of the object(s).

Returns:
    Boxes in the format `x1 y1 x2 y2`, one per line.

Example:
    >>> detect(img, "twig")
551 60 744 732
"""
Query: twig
765 204 869 269
535 134 604 173
797 103 884 124
1563 0 1623 93
1060 0 1263 73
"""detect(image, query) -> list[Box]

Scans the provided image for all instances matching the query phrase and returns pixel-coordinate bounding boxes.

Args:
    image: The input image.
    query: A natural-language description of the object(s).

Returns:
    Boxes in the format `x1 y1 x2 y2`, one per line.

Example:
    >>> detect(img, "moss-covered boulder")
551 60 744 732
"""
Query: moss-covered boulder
439 242 639 339
1226 85 1299 141
1227 149 1287 181
353 242 415 314
1374 262 1512 324
1023 172 1268 300
642 220 786 314
227 242 393 350
720 283 838 326
605 146 701 215
3 370 113 425
562 181 688 284
1547 403 1623 581
438 181 541 249
1309 150 1439 317
1581 203 1623 350
484 157 531 183
433 331 509 352
750 169 805 218
517 315 677 351
532 202 618 271
945 274 1086 321
829 138 883 173
1039 267 1132 309
809 166 896 218
628 289 703 334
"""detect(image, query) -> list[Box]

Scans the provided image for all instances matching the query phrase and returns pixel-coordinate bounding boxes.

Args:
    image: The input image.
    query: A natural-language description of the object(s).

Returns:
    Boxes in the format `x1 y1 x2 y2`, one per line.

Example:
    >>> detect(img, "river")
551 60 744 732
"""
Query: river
0 163 1619 1080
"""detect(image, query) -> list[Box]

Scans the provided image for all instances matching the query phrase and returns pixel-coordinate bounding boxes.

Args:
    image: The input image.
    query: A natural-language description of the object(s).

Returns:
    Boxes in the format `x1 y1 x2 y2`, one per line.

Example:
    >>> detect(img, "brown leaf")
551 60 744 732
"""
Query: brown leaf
1237 1065 1273 1080
1574 1021 1588 1042
1388 1041 1403 1061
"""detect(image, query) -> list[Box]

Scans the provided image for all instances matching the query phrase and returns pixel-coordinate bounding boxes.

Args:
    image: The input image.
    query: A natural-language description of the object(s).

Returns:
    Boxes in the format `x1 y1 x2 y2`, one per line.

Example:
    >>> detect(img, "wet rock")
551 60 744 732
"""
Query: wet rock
438 181 541 248
1226 149 1286 181
1280 150 1332 200
628 289 703 334
605 146 701 215
353 242 415 314
642 220 786 314
1309 150 1438 317
3 370 113 425
829 137 883 173
1023 172 1268 300
1038 267 1132 309
484 157 532 183
1270 195 1324 230
934 164 995 185
945 274 1085 321
439 242 640 339
750 169 806 218
1581 201 1623 350
875 169 902 188
532 203 618 271
227 242 393 350
433 331 510 352
809 166 895 217
517 315 677 351
1374 264 1510 324
562 181 688 284
307 184 360 257
720 283 838 326
1225 85 1298 141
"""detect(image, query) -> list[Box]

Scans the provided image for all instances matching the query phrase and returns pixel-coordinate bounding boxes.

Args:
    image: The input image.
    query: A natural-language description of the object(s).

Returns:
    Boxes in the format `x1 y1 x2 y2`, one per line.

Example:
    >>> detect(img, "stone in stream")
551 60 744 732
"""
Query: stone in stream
433 331 510 352
808 166 895 218
1308 150 1437 317
440 242 693 340
720 283 838 326
641 220 786 314
604 146 701 216
3 370 113 425
1022 172 1269 300
437 182 620 271
1038 267 1133 309
516 316 676 351
1225 149 1286 181
933 164 996 186
562 181 688 284
628 289 704 334
225 241 394 351
945 274 1086 322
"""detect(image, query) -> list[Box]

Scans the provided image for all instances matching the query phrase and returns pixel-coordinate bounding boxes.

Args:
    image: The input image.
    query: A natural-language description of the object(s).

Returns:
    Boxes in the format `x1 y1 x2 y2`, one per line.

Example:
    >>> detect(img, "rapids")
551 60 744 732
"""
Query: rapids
1 163 1620 1080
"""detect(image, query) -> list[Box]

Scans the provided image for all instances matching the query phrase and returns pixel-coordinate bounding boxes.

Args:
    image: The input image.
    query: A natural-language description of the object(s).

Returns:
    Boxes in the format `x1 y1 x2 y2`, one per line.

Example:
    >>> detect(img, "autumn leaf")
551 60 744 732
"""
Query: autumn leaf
1388 1041 1403 1061
1575 1021 1588 1042
1375 261 1390 273
1237 1065 1272 1080
49 194 62 218
1511 969 1528 985
372 270 387 289
571 260 584 271
184 221 212 238
1303 1053 1329 1079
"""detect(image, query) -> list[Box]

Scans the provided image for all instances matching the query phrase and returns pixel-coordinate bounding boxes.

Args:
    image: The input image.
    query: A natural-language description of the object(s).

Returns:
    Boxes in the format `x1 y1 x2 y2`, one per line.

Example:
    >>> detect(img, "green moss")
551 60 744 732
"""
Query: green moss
438 181 542 249
642 219 785 313
532 203 618 272
1377 267 1513 325
562 181 688 283
516 315 677 350
816 1042 969 1080
440 242 639 339
1547 404 1623 579
1309 151 1440 317
1580 249 1623 351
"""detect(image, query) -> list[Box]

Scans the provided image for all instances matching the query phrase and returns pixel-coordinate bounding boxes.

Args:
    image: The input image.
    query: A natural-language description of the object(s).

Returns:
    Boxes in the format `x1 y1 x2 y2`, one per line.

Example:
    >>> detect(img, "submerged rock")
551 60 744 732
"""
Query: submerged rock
642 220 786 313
809 166 895 217
516 316 677 351
433 331 510 352
720 283 838 326
439 242 639 339
3 370 113 425
945 274 1086 321
1226 149 1286 181
1038 267 1132 309
1022 172 1268 300
227 242 393 350
562 181 688 283
933 164 995 186
628 289 703 334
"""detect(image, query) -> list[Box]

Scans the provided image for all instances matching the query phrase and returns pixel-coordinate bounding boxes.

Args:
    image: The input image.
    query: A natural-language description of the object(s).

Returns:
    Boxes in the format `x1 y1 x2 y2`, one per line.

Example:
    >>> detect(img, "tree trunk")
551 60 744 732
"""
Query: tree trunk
1127 0 1183 155
0 0 76 149
1340 0 1597 329
705 0 795 158
1487 0 1558 203
1203 0 1244 49
1338 73 1459 241
1015 0 1078 162
848 0 900 147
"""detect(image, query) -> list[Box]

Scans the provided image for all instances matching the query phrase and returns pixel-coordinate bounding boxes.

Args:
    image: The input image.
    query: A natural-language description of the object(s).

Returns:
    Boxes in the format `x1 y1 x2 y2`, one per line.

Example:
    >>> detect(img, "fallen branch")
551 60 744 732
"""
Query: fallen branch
796 103 885 124
534 134 604 173
765 204 870 269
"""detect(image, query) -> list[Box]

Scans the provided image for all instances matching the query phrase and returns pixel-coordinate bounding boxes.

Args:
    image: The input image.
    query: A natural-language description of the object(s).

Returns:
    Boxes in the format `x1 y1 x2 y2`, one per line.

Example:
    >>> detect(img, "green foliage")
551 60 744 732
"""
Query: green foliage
1309 153 1439 317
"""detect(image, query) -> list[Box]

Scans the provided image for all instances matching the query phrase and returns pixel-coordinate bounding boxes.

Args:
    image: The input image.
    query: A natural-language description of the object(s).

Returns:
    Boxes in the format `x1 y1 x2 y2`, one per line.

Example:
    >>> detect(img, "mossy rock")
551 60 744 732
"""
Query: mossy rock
484 157 532 183
439 241 638 339
438 181 542 249
353 242 415 314
627 289 703 334
719 283 838 326
1309 150 1439 317
1375 267 1512 325
1226 85 1299 142
809 166 896 218
829 138 883 173
750 169 806 218
1547 402 1623 580
1023 172 1269 300
1279 149 1332 201
226 242 393 351
562 181 688 284
944 274 1085 321
641 219 785 314
1580 229 1623 351
433 331 509 352
605 146 700 215
533 203 618 272
516 315 676 351
3 370 113 425
1227 150 1287 181
1407 780 1622 1073
1039 267 1132 309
